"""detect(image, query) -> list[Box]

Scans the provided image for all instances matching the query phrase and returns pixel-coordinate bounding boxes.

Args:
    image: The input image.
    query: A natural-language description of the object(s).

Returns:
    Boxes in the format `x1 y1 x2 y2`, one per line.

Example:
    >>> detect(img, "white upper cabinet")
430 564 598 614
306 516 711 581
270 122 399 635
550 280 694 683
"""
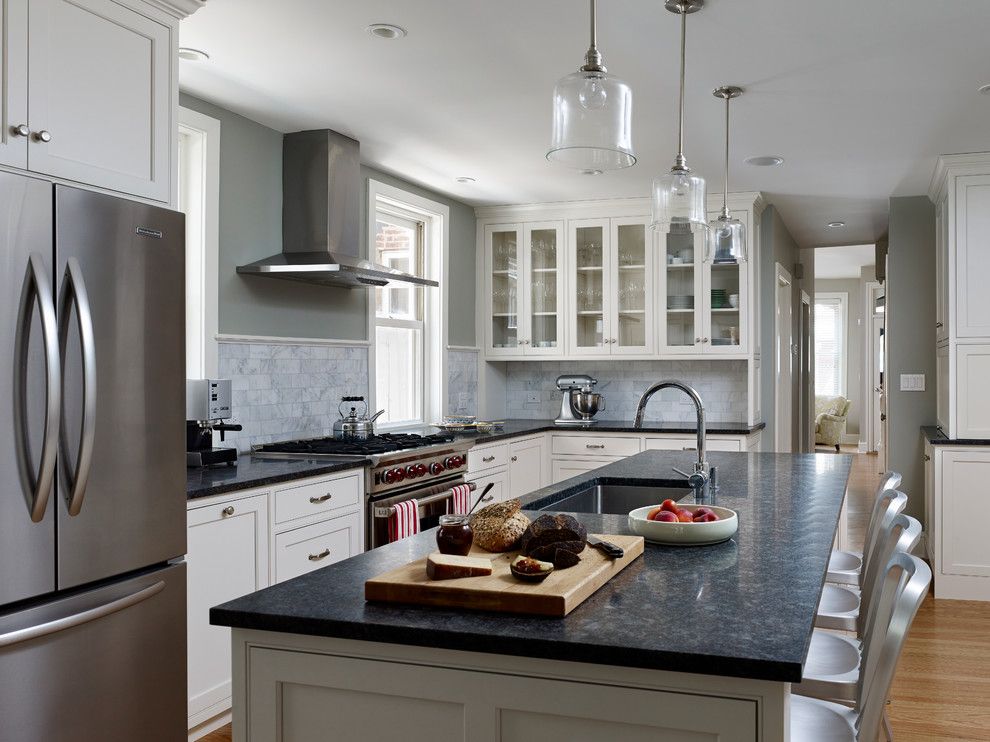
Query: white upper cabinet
0 0 29 169
28 0 171 201
479 195 761 361
929 154 990 438
0 0 190 203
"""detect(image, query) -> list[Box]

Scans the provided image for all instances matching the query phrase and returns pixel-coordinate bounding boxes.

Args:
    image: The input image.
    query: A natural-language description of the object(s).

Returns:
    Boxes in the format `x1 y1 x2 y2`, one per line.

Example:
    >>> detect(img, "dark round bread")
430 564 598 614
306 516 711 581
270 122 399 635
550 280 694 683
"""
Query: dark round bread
528 540 585 563
520 514 587 556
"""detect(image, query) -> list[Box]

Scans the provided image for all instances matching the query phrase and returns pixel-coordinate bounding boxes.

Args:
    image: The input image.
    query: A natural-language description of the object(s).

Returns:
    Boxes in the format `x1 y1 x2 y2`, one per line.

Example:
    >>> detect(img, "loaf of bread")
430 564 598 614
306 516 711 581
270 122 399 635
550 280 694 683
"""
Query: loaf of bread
471 499 530 552
520 514 587 569
426 553 493 580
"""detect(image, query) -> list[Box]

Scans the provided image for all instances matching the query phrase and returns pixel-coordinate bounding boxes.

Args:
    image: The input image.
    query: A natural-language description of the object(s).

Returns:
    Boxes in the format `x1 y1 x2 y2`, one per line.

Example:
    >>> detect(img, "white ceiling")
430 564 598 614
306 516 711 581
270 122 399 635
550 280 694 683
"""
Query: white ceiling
178 0 990 248
814 244 876 280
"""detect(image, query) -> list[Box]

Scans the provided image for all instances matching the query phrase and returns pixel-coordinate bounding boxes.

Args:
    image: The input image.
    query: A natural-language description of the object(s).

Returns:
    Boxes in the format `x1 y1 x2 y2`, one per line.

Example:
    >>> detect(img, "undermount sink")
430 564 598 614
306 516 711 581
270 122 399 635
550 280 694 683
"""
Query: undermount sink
539 483 695 515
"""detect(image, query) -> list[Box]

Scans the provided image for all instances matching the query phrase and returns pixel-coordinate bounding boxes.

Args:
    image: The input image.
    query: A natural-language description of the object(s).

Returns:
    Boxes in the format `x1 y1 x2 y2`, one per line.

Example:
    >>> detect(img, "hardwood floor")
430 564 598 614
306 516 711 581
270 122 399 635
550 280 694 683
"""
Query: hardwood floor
196 450 990 742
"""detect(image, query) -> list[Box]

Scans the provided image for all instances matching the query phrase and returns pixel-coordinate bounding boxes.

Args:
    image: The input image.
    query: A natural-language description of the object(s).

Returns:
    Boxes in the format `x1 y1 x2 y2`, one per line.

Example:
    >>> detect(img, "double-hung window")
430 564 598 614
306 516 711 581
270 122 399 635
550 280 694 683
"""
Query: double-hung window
369 180 449 429
814 292 847 397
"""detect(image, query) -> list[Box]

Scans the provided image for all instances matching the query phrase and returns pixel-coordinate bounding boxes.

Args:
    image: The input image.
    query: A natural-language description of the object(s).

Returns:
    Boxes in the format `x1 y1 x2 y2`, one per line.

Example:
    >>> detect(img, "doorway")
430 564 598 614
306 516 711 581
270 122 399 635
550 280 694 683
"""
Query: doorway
775 263 794 452
800 291 812 452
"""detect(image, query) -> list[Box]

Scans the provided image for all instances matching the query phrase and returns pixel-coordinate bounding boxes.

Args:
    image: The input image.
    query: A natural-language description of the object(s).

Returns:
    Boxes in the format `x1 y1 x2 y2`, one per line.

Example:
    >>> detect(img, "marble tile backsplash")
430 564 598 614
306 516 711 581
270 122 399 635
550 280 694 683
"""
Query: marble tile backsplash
503 360 747 423
447 350 479 416
217 341 370 452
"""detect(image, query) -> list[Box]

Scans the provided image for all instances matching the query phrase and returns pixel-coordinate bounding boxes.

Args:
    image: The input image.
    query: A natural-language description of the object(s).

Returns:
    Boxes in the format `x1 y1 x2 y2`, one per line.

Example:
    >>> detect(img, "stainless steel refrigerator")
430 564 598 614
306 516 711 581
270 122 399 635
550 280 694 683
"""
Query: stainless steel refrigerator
0 172 186 741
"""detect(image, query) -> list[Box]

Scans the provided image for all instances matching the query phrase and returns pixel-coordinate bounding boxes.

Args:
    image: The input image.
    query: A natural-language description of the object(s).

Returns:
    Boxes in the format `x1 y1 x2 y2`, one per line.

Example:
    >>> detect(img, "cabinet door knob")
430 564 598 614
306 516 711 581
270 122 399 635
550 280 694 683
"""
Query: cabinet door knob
307 548 331 562
221 506 234 517
510 455 518 462
935 322 943 328
611 338 617 344
10 124 29 138
310 493 332 504
695 337 701 343
32 130 52 143
924 454 931 461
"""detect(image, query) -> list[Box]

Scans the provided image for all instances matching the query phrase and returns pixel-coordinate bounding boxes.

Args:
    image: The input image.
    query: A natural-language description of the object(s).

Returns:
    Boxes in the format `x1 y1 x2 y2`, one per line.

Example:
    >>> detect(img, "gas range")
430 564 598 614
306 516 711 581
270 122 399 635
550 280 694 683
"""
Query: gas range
251 432 474 496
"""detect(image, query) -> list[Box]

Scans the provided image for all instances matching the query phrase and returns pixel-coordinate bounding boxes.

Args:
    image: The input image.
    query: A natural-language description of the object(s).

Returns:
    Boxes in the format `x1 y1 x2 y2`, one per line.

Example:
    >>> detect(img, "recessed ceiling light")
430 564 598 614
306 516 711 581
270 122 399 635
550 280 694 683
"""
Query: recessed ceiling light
978 84 990 95
454 176 476 183
178 47 210 62
827 221 846 228
366 23 407 40
745 155 784 167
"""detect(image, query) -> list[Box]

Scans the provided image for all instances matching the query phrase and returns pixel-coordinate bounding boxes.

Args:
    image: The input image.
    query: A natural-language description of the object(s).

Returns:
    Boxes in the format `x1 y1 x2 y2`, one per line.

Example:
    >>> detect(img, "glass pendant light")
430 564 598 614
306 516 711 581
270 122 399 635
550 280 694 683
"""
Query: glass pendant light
547 0 635 174
708 85 747 263
651 0 706 232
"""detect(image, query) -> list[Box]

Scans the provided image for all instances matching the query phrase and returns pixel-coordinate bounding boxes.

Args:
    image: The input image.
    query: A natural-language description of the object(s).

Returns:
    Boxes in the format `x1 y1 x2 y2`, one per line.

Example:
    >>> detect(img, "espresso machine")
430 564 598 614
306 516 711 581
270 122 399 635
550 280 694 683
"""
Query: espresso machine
555 374 605 425
186 378 242 467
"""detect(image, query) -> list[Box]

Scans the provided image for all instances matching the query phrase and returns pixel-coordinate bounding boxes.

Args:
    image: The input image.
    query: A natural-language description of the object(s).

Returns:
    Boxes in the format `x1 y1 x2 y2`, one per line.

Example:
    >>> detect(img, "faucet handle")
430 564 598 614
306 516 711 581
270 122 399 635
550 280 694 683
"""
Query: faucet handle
672 466 691 479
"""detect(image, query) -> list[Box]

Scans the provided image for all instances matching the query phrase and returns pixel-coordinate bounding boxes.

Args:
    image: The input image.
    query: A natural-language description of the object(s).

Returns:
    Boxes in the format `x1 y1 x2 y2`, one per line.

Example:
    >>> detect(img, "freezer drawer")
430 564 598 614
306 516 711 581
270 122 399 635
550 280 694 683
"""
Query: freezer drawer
0 562 186 742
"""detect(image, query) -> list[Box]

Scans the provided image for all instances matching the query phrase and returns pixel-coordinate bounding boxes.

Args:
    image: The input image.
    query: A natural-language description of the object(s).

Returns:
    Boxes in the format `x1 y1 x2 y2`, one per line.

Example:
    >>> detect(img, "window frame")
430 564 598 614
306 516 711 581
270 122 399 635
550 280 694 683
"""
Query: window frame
367 179 449 430
814 291 848 398
178 105 221 380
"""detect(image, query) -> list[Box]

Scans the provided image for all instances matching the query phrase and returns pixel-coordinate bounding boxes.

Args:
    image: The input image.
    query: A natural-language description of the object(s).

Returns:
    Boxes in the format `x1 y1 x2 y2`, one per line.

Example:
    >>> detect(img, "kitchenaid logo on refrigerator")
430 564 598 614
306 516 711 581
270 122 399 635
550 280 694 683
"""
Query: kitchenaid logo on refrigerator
135 226 163 239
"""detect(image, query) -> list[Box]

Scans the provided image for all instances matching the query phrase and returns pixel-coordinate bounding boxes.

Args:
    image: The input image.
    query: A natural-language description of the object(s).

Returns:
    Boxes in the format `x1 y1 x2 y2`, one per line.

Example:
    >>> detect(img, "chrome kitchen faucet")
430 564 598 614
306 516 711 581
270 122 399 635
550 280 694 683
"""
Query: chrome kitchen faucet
633 380 717 500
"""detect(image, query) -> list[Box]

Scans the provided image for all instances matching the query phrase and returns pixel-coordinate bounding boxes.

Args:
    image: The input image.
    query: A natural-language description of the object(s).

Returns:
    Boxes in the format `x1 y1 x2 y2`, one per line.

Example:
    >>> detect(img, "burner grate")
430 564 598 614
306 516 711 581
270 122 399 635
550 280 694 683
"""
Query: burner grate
255 432 456 456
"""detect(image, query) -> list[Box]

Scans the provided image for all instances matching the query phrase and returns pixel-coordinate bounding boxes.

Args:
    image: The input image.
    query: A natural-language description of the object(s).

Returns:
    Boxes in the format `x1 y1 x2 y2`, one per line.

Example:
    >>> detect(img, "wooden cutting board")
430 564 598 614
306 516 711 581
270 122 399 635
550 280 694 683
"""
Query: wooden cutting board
364 534 644 617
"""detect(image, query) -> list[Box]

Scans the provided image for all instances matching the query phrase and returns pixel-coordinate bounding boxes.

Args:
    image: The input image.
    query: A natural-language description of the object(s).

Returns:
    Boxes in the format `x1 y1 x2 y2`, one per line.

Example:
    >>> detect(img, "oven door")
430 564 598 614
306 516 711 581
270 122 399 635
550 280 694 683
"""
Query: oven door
368 474 473 550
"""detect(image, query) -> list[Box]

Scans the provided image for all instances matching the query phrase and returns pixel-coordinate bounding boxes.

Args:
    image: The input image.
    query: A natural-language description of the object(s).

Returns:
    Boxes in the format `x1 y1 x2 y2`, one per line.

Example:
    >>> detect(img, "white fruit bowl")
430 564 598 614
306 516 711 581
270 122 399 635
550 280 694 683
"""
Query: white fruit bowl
628 504 738 546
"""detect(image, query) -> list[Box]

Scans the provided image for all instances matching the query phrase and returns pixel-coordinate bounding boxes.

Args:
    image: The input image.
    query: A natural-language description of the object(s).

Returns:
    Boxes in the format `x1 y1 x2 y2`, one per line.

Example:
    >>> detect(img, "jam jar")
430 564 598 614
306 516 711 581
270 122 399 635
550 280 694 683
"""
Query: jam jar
436 514 473 556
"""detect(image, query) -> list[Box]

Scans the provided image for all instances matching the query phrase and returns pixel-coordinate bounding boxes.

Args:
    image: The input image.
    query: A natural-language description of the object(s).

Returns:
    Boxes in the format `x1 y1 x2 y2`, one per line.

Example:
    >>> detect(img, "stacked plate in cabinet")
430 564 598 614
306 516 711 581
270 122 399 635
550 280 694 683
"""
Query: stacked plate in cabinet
667 295 694 310
710 289 728 308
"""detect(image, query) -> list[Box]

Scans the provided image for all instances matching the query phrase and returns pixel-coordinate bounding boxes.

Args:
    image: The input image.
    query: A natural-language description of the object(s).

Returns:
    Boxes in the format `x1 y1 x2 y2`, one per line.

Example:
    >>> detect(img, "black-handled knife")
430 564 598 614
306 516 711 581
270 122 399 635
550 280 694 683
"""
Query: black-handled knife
587 535 624 559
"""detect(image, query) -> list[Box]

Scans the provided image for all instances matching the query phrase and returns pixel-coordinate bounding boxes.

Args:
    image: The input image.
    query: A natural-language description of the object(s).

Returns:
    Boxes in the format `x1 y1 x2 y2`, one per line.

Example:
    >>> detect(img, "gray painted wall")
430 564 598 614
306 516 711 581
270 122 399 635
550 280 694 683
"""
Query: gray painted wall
814 277 865 436
179 94 476 345
760 206 813 451
886 196 936 524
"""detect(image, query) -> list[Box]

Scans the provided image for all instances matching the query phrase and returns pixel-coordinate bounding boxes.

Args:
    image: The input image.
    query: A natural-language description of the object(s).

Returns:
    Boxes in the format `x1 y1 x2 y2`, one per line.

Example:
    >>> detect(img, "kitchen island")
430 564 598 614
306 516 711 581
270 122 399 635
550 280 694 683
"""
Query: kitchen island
212 450 851 741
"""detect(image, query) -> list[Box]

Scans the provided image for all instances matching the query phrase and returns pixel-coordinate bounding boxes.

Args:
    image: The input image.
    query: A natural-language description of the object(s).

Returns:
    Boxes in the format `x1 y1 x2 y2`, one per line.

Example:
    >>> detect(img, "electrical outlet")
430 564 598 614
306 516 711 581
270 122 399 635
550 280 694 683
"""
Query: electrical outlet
524 392 541 410
899 373 926 392
458 392 469 407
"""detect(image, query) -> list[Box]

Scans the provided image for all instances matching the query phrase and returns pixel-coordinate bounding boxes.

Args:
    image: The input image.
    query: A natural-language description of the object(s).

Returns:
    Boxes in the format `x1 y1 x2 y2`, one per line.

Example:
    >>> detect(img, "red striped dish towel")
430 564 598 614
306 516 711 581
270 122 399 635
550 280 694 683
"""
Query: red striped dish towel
447 484 472 515
388 499 420 543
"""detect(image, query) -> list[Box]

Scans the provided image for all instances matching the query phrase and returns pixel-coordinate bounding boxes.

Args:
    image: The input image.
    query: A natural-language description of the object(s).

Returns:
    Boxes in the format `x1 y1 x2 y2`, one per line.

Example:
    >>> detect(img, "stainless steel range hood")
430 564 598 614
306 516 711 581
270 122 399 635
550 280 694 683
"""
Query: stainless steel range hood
236 129 437 288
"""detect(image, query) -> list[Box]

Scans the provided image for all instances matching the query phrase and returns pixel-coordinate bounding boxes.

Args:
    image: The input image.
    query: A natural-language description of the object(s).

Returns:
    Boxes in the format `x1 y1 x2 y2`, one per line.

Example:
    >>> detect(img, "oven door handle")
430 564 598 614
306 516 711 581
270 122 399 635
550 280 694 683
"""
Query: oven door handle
373 481 477 519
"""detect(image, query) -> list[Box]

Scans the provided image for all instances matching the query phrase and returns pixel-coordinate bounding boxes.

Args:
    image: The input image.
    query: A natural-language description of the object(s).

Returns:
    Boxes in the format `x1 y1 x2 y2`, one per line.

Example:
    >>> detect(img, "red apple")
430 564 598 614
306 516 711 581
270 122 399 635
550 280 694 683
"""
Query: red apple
653 510 679 523
660 498 680 513
694 512 719 523
647 507 663 521
676 510 694 523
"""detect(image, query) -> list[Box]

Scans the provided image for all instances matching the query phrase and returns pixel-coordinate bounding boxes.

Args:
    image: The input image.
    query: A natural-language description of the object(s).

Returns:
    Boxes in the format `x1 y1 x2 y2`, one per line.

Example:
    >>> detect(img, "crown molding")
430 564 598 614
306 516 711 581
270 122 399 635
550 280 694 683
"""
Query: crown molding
928 152 990 203
142 0 206 19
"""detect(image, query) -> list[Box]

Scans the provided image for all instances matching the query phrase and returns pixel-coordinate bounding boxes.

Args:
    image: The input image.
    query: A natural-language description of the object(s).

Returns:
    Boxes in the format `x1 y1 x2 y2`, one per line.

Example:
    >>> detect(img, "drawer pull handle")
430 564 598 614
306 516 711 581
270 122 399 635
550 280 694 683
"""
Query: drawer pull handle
221 506 234 517
481 494 495 502
310 493 332 504
482 455 496 463
586 443 606 450
308 548 331 562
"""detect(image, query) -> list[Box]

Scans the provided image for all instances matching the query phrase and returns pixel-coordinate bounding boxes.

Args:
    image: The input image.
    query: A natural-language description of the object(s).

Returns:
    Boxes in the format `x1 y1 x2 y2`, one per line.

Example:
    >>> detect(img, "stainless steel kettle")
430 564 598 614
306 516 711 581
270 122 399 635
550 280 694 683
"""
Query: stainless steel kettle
333 396 385 440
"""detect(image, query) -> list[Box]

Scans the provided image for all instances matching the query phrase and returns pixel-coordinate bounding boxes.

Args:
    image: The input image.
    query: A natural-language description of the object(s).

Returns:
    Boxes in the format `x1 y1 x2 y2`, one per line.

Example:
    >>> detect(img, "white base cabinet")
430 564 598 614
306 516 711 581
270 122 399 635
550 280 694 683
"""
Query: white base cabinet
186 467 366 738
925 443 990 600
468 435 549 502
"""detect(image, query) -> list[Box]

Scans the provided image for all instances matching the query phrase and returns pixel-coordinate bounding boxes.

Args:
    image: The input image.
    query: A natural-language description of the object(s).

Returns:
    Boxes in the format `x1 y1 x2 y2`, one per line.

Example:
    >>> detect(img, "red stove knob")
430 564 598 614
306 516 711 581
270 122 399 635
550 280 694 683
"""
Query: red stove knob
406 465 419 478
393 467 406 482
444 456 463 469
416 464 428 476
429 462 445 475
383 469 397 484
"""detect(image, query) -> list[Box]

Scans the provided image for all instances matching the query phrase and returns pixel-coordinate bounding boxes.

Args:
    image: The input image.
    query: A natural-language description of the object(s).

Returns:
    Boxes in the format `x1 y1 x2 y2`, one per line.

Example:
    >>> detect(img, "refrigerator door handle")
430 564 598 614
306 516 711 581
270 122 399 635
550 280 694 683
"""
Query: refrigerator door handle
0 580 165 649
58 257 97 517
14 253 61 523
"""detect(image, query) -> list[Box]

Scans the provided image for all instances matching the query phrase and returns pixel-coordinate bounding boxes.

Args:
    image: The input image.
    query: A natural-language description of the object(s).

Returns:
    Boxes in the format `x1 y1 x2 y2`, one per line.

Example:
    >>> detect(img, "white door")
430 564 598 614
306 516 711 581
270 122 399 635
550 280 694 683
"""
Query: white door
0 0 28 168
485 223 523 356
187 494 270 727
28 0 171 201
775 264 794 452
569 218 611 355
508 439 545 499
610 217 654 354
522 221 564 355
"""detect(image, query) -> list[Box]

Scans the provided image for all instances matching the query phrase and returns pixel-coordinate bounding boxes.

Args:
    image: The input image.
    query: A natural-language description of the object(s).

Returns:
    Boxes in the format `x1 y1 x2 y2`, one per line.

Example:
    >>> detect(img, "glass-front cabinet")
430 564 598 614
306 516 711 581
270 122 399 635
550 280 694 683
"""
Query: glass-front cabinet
485 221 564 356
567 217 653 356
658 210 749 355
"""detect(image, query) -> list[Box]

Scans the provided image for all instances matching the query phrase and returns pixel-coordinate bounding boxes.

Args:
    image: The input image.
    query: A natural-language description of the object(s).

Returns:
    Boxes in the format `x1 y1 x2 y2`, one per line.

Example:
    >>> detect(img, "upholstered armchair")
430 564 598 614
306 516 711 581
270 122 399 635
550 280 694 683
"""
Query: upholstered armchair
815 395 851 452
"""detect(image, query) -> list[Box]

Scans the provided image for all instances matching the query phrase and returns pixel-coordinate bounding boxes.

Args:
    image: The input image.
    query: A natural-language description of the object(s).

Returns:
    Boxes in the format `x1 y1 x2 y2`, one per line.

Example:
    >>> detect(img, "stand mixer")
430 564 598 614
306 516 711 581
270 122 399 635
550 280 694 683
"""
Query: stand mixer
554 374 606 425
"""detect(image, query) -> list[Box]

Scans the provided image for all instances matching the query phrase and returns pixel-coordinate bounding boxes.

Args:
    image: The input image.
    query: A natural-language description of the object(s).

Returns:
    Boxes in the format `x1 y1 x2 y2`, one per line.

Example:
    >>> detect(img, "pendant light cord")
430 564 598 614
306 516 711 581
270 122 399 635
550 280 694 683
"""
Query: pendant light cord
722 94 730 217
583 0 604 72
590 0 597 50
674 9 687 170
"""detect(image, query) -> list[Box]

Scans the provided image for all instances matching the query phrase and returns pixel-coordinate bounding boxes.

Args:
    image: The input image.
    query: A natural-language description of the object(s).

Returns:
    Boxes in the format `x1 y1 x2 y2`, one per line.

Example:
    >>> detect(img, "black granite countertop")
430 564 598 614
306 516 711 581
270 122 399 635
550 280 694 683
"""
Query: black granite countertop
211 449 850 683
400 419 766 445
922 425 990 446
187 455 370 499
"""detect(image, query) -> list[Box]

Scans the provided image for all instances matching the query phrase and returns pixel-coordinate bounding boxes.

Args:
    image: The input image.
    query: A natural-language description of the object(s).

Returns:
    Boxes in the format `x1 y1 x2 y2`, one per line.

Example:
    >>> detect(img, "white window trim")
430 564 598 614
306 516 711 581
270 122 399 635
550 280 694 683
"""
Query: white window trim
815 291 848 398
178 105 220 379
367 179 449 429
